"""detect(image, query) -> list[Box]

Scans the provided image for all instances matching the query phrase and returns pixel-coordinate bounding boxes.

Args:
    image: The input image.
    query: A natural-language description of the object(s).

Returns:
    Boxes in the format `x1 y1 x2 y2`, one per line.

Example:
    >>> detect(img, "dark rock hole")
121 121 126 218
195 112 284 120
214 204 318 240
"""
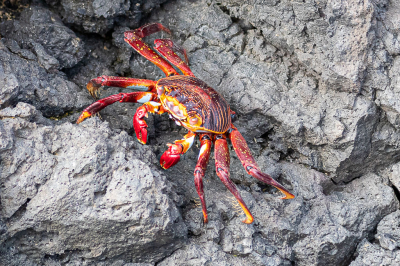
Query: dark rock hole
391 184 400 204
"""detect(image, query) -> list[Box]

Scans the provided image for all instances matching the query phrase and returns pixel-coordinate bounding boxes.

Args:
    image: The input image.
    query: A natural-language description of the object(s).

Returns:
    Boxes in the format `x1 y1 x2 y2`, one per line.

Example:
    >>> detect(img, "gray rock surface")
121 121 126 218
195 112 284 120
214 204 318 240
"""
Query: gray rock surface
350 208 400 266
0 103 186 264
44 0 169 34
1 0 400 265
0 37 91 117
376 210 400 251
350 238 400 266
0 4 85 69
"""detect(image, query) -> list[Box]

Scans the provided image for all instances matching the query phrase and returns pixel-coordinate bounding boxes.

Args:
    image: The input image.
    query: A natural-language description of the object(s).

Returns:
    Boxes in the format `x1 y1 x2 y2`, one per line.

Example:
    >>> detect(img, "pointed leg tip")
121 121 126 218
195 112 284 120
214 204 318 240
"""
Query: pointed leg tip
160 24 171 35
242 217 254 224
281 194 295 200
279 190 295 200
76 111 91 124
202 211 208 224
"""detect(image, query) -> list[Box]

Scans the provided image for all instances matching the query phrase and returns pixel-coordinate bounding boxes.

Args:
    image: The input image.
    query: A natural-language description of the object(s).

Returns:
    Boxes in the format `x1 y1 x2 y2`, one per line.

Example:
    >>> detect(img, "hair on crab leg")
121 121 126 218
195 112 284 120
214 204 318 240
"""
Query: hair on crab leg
214 134 254 224
194 134 213 223
228 126 295 199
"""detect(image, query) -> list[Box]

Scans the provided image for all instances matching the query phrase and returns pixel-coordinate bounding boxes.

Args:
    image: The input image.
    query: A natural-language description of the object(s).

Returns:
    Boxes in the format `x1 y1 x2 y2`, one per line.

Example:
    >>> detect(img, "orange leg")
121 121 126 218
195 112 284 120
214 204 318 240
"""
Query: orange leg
229 126 295 199
86 76 157 98
194 134 213 223
154 39 194 77
76 92 158 124
124 23 178 77
214 135 254 224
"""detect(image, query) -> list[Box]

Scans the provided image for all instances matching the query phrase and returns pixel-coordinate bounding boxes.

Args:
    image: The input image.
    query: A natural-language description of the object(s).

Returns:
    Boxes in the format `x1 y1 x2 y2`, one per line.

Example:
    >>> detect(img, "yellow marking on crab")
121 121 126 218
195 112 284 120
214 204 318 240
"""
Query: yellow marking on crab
175 132 196 153
238 202 254 224
203 210 208 223
198 141 211 159
76 111 91 124
144 101 164 114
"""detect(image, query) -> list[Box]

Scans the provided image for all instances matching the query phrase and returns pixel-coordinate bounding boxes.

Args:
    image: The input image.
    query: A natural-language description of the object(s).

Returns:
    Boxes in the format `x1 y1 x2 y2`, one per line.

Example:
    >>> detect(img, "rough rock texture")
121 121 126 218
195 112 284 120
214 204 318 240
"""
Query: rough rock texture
350 209 400 266
0 103 187 264
1 0 400 265
44 0 169 34
0 4 85 69
0 4 92 117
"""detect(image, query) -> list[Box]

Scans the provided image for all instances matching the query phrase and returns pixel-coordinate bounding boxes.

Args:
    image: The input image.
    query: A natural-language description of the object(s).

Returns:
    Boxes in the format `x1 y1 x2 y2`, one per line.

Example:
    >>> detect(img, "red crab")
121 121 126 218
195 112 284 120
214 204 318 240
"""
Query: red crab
77 23 294 224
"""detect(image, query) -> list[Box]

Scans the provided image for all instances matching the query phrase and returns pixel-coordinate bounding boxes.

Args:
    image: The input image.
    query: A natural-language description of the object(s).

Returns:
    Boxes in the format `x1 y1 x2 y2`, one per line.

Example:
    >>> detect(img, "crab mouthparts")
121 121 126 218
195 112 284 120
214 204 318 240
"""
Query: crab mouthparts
165 100 185 118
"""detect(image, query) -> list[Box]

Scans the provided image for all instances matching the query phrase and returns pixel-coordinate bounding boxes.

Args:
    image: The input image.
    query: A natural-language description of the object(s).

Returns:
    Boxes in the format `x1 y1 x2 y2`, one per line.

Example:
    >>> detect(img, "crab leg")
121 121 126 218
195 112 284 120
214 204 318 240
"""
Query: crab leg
154 39 194 77
194 134 213 223
86 76 157 98
229 126 295 199
124 23 179 77
214 135 254 224
160 131 196 169
76 92 158 124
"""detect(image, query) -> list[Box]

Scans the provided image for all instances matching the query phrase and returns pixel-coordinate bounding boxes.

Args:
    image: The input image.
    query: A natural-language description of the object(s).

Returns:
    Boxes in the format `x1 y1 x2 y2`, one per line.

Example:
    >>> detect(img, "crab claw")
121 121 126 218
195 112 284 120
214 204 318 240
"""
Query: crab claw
160 144 183 169
133 106 149 144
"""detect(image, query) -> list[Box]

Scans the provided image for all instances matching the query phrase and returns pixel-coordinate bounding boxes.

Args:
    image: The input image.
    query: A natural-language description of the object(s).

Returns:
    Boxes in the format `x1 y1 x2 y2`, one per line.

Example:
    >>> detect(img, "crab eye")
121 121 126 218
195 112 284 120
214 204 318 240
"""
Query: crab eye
189 117 198 125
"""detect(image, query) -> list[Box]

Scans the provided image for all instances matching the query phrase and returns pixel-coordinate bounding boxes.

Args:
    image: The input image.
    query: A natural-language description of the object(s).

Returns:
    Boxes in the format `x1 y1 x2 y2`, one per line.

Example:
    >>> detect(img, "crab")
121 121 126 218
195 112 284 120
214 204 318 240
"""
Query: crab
77 23 295 224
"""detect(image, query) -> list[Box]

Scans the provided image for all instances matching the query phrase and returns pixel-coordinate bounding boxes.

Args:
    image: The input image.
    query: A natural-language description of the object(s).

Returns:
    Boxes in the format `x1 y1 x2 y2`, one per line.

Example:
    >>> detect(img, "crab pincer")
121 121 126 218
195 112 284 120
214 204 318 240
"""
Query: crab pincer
133 105 149 144
160 144 183 169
